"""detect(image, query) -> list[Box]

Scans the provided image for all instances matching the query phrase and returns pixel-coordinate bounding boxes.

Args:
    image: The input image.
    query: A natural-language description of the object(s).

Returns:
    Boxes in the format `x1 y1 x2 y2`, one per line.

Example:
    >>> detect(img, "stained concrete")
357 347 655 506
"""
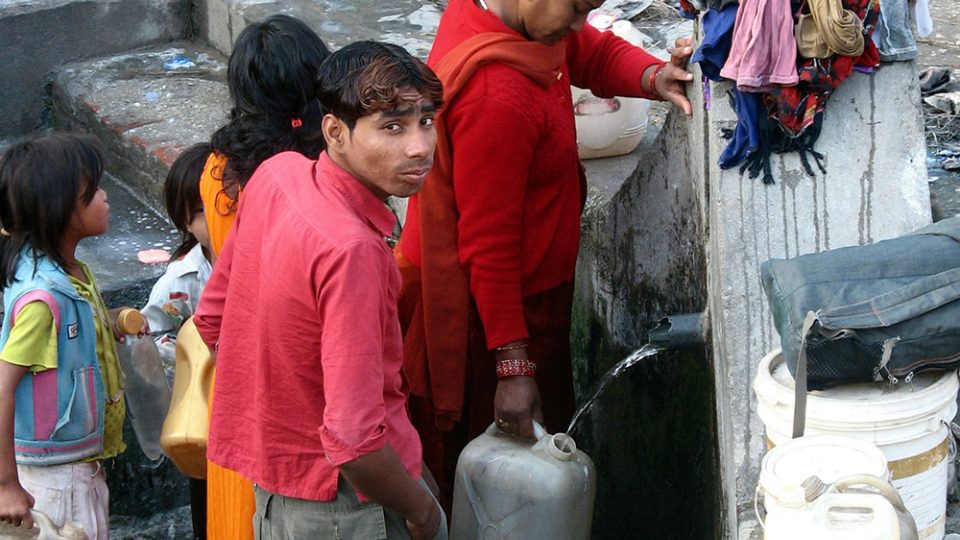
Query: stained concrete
0 0 190 137
700 61 931 540
196 0 440 59
51 43 229 212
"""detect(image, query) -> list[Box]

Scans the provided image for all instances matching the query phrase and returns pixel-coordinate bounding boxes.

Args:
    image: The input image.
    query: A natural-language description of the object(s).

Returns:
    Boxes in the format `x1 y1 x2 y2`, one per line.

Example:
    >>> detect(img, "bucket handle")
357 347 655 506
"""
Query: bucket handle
754 486 766 529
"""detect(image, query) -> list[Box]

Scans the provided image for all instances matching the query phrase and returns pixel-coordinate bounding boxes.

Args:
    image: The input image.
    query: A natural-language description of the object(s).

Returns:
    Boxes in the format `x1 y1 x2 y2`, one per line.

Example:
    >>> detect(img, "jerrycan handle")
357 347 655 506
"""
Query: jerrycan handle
489 420 579 462
31 509 88 539
831 474 909 513
489 420 548 440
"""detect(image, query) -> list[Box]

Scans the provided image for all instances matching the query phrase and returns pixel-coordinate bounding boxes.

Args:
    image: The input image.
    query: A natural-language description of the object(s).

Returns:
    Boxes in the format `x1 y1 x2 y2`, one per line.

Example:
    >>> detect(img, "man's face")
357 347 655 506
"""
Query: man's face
335 88 437 200
517 0 604 45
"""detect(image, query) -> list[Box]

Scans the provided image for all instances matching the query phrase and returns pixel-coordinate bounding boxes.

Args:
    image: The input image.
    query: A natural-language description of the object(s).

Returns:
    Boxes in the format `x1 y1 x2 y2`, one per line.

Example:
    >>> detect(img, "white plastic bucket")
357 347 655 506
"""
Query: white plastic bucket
753 349 958 540
572 20 650 160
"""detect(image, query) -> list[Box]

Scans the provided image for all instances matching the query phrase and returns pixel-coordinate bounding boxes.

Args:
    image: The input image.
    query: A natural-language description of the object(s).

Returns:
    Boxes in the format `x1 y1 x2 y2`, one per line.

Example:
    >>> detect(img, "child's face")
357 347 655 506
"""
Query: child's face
187 211 211 251
70 186 110 238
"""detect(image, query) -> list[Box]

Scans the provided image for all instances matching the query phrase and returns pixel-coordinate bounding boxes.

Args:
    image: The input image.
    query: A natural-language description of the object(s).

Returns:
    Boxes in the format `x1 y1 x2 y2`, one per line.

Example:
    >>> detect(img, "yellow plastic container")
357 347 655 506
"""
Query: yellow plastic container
160 317 214 479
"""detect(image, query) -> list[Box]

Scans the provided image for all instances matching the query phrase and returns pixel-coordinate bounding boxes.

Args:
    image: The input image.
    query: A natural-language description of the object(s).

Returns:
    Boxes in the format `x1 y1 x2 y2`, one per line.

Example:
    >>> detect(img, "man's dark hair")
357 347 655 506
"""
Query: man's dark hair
318 41 444 131
0 133 105 287
212 14 331 188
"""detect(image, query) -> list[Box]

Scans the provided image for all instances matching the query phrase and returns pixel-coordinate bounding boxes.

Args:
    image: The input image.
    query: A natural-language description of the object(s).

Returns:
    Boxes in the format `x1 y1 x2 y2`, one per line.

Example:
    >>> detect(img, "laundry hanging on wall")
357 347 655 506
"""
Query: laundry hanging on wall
688 0 920 185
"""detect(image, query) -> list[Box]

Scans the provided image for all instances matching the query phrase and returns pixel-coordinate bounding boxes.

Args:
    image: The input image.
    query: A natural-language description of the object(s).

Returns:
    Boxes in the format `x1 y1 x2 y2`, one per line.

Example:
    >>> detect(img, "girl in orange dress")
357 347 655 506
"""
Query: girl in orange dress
198 14 329 539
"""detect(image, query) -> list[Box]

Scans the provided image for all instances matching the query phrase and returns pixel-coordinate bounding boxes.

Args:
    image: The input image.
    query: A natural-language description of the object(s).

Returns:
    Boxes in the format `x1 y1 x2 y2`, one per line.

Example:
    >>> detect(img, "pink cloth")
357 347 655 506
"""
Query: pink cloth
720 0 799 91
194 151 422 502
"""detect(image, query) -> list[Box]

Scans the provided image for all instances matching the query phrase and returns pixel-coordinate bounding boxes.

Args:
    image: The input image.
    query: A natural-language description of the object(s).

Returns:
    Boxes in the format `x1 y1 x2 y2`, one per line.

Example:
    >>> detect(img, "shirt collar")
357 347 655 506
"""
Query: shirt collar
316 151 397 239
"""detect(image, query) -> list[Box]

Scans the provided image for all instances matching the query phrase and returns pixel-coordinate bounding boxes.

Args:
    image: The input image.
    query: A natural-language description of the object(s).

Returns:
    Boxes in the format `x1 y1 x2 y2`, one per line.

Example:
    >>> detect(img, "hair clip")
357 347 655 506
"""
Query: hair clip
0 228 9 237
291 118 303 129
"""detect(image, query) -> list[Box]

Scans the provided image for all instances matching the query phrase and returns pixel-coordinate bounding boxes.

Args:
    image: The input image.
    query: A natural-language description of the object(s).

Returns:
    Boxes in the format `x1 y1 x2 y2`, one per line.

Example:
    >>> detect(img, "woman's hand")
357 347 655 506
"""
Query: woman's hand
654 36 695 116
494 376 543 439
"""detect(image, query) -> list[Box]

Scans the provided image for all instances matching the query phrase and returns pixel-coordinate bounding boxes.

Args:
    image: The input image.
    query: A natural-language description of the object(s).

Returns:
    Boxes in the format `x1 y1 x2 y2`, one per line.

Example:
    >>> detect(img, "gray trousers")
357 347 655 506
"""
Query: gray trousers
253 477 448 540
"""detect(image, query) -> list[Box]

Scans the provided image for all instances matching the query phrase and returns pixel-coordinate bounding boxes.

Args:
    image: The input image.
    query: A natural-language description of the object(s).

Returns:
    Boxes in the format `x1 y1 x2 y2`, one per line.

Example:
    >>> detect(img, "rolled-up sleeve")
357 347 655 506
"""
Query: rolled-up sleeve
316 239 393 466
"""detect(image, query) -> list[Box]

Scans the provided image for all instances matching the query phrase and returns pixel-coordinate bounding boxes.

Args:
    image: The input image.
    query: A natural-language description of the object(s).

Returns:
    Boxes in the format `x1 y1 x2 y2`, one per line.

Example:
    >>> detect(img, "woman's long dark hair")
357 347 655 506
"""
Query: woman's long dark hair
164 143 211 260
211 14 330 189
0 133 105 288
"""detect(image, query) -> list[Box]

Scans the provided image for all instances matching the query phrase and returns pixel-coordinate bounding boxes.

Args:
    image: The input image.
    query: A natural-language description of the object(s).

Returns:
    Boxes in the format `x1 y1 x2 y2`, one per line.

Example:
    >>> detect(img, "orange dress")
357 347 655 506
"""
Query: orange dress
199 153 255 540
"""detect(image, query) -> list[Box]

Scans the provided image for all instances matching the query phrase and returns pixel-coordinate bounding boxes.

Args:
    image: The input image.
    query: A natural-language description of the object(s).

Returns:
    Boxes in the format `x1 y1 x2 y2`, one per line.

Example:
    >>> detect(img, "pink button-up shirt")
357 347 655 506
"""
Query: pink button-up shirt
194 151 422 501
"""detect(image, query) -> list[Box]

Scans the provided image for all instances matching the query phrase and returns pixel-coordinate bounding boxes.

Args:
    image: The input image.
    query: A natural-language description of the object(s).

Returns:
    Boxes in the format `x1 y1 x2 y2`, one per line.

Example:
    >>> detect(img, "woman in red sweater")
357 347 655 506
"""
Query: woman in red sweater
397 0 694 511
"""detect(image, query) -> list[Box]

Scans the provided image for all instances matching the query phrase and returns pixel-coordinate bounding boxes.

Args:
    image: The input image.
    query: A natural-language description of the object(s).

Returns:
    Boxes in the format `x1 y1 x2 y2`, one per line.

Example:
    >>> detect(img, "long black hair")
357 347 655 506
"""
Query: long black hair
164 143 211 260
211 14 330 189
0 133 105 288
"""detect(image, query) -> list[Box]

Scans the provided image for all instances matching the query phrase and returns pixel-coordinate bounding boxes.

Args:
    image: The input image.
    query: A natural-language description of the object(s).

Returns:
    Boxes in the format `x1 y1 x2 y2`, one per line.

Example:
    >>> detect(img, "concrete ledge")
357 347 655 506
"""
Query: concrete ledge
51 42 229 212
196 0 440 59
0 0 190 136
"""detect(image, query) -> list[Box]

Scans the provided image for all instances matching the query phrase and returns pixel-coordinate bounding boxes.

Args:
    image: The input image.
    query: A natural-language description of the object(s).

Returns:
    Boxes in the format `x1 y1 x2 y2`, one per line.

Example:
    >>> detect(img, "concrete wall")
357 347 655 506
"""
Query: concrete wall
699 62 932 538
572 97 721 537
0 0 190 136
574 36 931 540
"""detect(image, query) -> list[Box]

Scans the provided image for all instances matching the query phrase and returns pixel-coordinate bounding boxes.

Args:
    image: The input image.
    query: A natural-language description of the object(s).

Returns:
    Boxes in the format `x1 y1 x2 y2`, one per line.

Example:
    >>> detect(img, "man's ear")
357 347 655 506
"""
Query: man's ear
322 114 345 148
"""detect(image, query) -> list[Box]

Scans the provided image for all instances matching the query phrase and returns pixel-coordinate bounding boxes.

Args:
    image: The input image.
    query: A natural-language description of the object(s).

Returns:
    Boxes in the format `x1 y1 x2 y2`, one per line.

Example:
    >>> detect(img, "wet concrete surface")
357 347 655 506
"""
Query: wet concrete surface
51 42 229 212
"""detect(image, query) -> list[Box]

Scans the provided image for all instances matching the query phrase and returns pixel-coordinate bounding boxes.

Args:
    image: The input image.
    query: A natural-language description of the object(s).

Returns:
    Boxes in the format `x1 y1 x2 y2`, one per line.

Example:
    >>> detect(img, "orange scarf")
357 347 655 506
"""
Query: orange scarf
399 33 566 429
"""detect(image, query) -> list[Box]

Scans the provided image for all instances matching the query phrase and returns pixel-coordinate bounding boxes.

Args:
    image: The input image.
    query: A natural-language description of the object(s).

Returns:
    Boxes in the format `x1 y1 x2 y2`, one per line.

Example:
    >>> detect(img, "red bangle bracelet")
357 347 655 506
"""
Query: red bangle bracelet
494 342 528 351
648 62 667 100
496 358 537 378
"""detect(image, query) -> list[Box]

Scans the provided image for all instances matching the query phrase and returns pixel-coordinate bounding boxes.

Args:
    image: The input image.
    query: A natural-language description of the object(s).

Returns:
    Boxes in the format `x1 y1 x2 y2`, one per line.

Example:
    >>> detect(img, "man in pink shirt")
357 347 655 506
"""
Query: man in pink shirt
193 41 446 540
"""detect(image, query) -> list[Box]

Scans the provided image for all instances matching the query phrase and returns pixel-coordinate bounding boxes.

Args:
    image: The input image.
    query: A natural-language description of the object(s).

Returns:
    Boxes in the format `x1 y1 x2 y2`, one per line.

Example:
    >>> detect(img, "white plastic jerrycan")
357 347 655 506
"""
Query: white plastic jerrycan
572 19 651 160
0 509 90 540
762 474 918 540
32 510 87 540
450 421 595 540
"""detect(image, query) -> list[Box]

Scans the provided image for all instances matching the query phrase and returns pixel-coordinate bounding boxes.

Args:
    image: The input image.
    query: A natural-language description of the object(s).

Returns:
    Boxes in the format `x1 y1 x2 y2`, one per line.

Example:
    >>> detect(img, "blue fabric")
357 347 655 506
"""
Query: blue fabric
691 3 739 82
719 88 763 169
874 2 918 62
1 252 105 465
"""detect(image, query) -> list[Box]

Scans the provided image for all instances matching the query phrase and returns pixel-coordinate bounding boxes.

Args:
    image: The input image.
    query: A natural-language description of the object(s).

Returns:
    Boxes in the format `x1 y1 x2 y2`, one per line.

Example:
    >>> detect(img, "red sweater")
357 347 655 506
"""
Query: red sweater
402 0 661 349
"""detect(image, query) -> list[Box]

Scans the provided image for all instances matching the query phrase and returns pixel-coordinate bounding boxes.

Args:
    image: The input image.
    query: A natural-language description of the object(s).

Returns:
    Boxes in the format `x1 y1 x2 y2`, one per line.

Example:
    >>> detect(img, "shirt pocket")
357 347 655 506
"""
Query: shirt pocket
50 366 98 441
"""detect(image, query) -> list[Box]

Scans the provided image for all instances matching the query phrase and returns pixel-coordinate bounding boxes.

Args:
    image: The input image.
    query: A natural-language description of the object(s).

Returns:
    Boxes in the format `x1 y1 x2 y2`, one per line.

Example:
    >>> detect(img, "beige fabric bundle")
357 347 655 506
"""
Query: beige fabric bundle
795 0 864 59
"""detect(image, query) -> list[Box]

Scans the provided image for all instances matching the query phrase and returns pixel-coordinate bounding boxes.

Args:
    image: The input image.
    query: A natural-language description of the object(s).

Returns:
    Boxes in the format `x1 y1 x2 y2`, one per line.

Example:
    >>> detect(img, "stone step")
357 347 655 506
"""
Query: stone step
196 0 441 59
0 0 190 137
51 41 230 213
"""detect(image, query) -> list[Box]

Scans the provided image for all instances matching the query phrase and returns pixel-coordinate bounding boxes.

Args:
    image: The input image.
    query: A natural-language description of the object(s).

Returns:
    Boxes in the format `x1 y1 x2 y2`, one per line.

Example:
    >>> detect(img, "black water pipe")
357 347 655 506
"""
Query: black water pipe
648 312 707 349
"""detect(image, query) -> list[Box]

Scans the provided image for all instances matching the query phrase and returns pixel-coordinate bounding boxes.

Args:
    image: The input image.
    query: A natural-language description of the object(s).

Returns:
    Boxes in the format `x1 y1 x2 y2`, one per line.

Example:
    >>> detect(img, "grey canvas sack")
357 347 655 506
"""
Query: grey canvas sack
760 216 960 437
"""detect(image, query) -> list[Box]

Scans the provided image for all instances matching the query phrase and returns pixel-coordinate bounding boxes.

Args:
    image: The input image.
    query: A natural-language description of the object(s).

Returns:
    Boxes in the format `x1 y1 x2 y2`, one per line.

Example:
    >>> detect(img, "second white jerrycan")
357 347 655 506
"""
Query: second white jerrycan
763 474 918 540
449 421 596 540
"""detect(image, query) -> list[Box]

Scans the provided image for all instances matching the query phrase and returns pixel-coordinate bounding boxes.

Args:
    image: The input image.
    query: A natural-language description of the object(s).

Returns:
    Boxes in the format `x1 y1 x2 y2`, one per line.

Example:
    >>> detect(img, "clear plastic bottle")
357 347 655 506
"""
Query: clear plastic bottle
115 308 172 461
450 422 596 540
